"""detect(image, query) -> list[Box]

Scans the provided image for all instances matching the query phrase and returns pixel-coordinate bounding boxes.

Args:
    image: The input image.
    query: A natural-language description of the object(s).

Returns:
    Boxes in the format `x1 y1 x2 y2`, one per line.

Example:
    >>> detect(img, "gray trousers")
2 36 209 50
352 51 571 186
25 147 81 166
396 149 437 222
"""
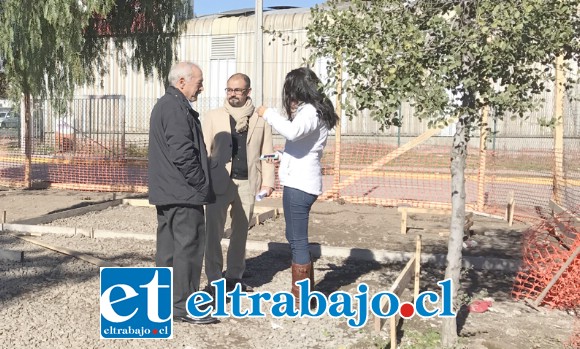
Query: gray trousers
205 179 254 283
155 204 206 318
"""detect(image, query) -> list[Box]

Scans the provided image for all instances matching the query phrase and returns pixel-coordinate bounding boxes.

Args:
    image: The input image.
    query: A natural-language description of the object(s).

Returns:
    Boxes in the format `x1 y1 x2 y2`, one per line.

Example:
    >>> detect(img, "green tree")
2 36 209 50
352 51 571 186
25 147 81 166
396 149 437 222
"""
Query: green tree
307 0 580 346
0 0 188 186
0 73 8 99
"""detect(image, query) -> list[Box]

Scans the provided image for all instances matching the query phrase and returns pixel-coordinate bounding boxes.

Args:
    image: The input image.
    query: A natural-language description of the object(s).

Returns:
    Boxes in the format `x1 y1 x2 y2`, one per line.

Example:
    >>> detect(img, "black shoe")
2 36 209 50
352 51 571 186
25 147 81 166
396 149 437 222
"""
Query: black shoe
174 314 218 325
225 278 254 292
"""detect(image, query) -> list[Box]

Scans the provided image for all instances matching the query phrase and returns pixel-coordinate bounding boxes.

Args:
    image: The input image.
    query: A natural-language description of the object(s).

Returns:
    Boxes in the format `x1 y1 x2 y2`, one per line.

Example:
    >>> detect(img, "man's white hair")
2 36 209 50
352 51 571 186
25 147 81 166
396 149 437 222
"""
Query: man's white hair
168 62 201 87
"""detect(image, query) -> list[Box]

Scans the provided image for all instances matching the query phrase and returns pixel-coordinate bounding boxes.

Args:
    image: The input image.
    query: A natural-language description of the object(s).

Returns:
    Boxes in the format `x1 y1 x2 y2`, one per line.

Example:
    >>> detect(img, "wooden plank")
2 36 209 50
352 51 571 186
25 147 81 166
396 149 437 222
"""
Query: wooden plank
464 220 474 232
378 236 423 343
14 199 123 225
375 256 416 332
397 206 451 215
532 245 580 307
340 197 458 210
225 209 280 236
0 248 24 262
249 209 278 229
392 256 416 296
255 206 283 215
323 126 445 198
13 235 118 267
122 199 153 207
414 235 422 301
401 208 472 236
50 182 148 193
549 199 580 224
468 210 505 220
552 215 578 243
400 209 407 235
390 316 397 349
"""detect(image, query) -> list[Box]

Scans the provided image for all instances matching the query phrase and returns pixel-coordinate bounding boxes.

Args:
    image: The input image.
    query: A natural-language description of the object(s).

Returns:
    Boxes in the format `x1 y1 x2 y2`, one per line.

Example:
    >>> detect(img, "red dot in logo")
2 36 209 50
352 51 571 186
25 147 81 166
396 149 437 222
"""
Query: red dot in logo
400 302 415 318
153 329 158 334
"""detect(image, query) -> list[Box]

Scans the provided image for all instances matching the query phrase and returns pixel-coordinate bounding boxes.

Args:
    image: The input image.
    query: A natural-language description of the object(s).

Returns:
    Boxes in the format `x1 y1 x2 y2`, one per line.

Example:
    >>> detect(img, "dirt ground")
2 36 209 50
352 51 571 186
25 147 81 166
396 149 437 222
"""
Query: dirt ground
2 188 527 259
0 187 577 349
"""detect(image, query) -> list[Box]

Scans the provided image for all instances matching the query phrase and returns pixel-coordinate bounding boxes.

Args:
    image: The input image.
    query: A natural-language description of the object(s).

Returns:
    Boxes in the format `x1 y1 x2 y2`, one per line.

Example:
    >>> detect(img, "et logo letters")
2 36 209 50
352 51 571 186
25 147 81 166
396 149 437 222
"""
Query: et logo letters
100 267 172 339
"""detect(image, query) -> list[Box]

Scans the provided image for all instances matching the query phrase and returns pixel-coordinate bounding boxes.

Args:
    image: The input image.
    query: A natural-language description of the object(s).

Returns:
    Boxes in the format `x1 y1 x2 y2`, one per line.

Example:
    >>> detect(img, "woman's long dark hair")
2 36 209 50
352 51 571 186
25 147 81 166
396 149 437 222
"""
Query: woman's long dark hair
282 67 339 129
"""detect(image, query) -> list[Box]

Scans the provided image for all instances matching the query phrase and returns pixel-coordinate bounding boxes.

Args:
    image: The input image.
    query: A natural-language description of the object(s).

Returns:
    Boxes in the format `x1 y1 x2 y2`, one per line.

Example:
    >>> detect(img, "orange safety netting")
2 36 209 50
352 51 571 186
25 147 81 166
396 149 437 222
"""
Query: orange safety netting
1 135 578 216
512 213 579 310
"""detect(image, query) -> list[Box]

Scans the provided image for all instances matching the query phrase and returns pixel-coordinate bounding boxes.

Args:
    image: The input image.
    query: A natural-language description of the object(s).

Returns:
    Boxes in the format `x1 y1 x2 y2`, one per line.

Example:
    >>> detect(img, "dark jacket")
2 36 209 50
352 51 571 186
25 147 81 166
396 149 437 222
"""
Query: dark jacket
148 86 215 206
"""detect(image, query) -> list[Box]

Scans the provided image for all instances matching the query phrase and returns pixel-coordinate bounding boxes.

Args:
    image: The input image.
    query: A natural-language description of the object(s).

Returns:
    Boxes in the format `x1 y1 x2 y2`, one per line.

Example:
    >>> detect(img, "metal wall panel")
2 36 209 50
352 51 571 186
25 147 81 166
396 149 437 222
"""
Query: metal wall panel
72 8 580 138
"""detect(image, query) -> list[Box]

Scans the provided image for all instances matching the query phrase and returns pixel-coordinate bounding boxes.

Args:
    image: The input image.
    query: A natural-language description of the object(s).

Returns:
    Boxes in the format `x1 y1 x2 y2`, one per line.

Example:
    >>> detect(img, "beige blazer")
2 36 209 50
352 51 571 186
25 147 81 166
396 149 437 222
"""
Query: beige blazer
202 107 275 196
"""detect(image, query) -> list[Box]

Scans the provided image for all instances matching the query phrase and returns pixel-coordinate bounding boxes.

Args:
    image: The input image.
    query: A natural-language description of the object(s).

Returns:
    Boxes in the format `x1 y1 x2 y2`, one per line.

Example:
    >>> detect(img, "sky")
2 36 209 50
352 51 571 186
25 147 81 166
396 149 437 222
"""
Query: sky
193 0 326 16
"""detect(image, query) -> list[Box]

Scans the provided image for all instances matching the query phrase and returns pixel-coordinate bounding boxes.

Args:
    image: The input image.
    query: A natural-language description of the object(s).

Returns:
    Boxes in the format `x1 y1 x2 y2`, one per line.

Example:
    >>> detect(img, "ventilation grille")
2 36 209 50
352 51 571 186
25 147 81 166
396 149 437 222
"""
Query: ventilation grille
211 36 236 59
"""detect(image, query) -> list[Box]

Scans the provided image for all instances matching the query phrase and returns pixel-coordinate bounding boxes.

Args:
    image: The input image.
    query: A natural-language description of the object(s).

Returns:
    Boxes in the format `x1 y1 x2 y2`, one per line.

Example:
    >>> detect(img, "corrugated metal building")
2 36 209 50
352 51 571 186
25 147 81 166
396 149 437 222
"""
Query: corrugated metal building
72 7 318 133
69 7 580 139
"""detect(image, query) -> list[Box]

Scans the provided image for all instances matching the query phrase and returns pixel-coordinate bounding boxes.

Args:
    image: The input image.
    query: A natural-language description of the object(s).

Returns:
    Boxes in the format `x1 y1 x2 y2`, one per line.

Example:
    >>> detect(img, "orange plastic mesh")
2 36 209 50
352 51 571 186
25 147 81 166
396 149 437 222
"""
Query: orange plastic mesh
512 213 579 310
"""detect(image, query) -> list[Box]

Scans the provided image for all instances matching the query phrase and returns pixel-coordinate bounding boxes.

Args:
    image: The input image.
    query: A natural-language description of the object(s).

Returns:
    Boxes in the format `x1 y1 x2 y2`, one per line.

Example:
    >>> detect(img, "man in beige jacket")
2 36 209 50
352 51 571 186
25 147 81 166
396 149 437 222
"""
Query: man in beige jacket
202 73 275 293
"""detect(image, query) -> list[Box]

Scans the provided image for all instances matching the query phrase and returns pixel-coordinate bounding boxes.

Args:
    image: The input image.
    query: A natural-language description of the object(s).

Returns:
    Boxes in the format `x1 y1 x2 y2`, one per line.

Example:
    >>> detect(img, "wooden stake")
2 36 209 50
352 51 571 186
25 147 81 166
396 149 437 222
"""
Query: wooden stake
505 191 515 226
553 54 565 204
477 106 489 211
400 209 408 235
390 315 398 349
2 210 6 224
414 235 422 301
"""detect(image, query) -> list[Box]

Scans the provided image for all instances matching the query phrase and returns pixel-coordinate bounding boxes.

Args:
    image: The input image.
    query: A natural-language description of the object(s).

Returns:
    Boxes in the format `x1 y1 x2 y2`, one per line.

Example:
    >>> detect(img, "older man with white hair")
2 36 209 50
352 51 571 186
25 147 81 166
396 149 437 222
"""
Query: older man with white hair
148 61 217 325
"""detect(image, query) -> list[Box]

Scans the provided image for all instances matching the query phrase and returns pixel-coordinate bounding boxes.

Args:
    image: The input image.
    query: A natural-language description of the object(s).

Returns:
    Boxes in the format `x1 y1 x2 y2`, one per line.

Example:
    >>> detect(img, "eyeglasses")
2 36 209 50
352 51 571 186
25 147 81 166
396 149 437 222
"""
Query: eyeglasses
225 88 248 95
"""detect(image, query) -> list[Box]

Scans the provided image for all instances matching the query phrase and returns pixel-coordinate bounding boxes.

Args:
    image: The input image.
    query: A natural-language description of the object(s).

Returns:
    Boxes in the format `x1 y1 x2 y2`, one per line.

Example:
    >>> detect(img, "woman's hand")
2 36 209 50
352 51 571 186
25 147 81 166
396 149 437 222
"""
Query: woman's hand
257 106 268 117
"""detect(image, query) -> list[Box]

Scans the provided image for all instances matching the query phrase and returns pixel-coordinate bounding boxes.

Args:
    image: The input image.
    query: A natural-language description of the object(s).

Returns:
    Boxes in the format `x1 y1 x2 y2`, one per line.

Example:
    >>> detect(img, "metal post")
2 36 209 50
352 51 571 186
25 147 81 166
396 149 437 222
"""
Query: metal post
397 103 402 147
492 114 497 151
255 0 263 106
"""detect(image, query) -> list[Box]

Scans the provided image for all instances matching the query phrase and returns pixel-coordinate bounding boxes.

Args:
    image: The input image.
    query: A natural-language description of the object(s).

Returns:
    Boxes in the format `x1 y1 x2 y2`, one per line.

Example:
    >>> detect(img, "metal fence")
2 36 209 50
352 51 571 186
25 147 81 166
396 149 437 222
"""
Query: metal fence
0 94 578 220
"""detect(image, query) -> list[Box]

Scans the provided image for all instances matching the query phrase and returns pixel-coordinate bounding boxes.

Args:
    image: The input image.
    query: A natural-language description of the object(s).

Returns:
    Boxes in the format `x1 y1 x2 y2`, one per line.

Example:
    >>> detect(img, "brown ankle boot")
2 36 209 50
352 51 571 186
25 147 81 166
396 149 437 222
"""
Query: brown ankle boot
292 262 314 309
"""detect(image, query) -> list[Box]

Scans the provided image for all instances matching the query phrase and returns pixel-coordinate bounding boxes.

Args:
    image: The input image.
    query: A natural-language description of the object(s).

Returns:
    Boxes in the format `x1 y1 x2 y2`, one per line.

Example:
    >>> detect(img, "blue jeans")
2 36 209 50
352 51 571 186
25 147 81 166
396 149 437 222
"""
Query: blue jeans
283 186 318 264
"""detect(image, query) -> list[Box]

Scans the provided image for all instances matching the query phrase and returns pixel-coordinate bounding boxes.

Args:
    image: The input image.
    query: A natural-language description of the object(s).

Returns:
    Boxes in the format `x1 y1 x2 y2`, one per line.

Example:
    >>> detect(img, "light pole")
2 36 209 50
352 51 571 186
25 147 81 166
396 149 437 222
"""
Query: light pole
255 0 263 106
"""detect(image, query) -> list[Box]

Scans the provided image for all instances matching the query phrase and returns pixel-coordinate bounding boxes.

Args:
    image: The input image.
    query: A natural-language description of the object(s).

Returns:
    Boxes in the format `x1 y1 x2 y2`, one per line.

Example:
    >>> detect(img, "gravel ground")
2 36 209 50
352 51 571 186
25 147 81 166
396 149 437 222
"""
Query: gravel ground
0 232 400 349
1 201 576 349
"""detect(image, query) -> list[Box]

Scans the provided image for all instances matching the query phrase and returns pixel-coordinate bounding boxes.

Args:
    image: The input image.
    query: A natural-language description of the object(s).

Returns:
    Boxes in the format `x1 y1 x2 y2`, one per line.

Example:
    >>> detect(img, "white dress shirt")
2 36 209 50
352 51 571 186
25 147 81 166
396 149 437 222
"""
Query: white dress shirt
263 103 328 195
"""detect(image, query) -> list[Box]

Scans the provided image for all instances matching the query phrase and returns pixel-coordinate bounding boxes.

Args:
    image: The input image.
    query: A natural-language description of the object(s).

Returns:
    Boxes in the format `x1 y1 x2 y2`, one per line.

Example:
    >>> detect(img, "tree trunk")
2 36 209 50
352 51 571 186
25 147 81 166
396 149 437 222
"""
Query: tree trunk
23 92 32 189
441 115 468 347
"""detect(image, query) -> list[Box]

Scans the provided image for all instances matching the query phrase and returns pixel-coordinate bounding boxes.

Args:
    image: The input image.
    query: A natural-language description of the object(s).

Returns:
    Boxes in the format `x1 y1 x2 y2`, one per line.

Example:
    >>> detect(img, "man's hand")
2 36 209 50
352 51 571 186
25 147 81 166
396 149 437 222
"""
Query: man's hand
257 106 268 117
260 186 274 197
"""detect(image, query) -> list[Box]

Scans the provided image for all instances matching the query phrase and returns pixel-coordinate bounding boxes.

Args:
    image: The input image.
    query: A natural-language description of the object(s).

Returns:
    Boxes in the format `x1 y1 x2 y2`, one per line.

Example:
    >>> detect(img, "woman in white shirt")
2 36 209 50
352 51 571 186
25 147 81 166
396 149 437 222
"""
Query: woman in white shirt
257 67 338 309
